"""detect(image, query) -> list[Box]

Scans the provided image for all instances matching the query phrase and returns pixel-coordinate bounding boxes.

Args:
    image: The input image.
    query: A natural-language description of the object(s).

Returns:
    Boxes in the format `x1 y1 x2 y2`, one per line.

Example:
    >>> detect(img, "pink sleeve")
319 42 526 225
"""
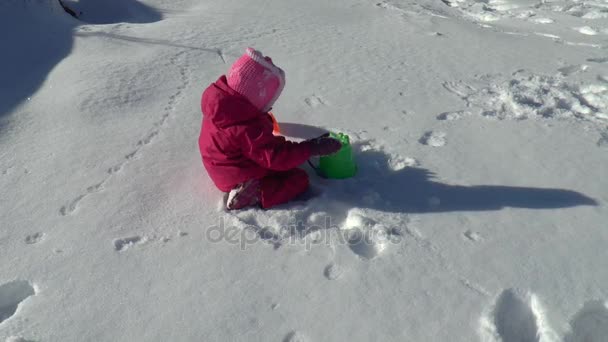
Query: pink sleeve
238 118 312 171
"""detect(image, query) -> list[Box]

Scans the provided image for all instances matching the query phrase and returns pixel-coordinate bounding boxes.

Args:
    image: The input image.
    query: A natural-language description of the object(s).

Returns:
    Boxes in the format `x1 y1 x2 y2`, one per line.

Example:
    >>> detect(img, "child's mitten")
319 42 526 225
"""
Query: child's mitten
307 134 342 156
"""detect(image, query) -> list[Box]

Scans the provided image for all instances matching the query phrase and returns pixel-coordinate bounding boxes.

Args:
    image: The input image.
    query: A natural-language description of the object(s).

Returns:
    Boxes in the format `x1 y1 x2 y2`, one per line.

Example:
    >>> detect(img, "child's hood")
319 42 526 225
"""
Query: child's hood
201 76 263 128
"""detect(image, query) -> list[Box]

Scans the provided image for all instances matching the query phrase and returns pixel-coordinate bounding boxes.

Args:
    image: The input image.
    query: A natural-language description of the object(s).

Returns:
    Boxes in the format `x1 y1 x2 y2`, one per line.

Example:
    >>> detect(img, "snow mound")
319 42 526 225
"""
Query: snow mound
444 0 608 24
444 70 608 123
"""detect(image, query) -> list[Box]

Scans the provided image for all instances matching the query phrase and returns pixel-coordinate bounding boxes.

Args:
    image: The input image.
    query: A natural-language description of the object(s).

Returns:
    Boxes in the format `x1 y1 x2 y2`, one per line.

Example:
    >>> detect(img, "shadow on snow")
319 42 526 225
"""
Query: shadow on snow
0 0 162 129
281 122 598 214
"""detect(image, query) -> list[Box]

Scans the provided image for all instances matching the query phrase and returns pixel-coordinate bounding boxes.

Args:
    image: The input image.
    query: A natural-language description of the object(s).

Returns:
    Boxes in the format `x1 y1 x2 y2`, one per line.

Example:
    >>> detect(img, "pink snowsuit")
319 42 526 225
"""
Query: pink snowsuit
199 76 312 208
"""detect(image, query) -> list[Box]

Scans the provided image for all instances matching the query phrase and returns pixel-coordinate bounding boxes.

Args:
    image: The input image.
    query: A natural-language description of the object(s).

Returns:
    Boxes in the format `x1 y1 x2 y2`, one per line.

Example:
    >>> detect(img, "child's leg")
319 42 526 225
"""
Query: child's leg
260 168 309 208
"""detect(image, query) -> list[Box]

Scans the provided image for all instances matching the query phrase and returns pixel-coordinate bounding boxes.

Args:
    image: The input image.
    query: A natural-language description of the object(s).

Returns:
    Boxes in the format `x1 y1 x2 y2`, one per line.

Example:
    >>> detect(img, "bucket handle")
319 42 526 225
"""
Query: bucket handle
305 132 333 178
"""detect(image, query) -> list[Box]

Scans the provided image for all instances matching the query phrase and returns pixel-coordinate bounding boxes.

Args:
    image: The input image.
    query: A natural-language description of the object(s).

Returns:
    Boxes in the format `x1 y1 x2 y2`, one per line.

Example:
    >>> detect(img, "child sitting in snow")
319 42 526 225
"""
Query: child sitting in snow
199 48 342 210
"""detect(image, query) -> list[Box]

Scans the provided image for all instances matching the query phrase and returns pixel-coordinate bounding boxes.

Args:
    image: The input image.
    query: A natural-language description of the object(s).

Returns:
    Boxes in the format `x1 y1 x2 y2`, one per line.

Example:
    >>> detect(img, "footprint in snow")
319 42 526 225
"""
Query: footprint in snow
342 210 392 260
587 57 608 64
113 236 145 252
493 289 545 341
24 232 44 245
463 230 482 242
437 110 472 121
558 64 588 77
480 288 554 342
480 289 608 341
419 131 447 147
566 300 608 342
284 331 309 342
442 80 476 99
324 263 343 280
0 280 36 324
304 95 325 108
597 130 608 148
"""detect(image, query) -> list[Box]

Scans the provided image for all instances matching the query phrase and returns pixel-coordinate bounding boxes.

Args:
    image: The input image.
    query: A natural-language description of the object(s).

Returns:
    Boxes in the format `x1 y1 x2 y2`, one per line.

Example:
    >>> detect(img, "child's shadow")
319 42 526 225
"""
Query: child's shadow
310 142 597 214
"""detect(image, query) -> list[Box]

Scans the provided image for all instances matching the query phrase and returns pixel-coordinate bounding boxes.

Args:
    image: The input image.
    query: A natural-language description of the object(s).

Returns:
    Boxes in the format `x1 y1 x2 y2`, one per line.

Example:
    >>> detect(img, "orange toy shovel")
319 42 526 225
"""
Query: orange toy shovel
269 112 281 135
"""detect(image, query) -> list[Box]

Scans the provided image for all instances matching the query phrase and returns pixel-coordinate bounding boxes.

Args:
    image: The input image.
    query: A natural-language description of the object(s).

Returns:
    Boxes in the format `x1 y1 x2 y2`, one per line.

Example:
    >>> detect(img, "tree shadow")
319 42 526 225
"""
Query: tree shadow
0 0 162 131
310 141 598 214
0 1 73 121
62 0 162 24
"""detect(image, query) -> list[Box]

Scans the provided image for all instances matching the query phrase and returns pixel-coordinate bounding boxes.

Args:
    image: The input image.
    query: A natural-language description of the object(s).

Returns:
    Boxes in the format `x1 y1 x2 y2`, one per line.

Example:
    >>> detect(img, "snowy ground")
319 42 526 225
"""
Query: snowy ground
1 0 607 341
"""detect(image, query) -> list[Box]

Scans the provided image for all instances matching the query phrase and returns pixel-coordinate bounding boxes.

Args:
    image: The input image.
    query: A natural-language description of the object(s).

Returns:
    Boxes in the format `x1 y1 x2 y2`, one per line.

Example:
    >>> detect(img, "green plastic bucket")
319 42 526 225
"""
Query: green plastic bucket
318 133 357 179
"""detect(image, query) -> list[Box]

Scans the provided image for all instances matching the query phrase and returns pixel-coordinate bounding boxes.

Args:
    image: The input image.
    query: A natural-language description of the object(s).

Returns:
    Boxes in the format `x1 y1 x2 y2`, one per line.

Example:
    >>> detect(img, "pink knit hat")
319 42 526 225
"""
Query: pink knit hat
227 48 286 113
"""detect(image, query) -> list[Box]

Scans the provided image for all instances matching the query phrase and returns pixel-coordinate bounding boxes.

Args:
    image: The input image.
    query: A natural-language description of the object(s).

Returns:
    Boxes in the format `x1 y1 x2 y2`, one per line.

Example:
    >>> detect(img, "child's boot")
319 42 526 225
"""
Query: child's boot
226 179 261 210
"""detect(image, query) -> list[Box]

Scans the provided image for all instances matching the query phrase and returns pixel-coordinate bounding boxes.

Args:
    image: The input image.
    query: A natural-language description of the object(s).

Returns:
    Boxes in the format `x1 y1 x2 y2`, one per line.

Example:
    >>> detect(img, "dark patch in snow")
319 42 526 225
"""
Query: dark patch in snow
0 280 36 324
566 300 608 342
493 289 540 342
61 0 162 24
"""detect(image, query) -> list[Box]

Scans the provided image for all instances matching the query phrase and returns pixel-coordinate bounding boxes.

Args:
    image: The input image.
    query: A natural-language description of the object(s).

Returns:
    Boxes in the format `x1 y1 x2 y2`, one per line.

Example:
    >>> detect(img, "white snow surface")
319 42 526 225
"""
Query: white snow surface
1 0 608 341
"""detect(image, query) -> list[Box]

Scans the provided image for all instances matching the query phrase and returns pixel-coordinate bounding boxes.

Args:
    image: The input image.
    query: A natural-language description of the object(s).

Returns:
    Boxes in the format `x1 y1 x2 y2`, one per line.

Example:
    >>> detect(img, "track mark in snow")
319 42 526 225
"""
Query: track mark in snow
398 216 490 296
60 51 191 216
567 300 608 342
60 194 86 216
346 228 389 259
24 233 44 245
60 180 106 215
463 230 482 242
113 236 145 252
1 166 14 175
284 331 309 342
217 49 226 64
324 263 343 280
5 336 35 342
304 95 326 108
558 64 588 76
419 131 447 147
441 0 463 7
343 210 391 260
587 57 608 64
598 130 608 147
86 181 104 193
437 110 472 121
0 281 36 324
443 81 476 99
